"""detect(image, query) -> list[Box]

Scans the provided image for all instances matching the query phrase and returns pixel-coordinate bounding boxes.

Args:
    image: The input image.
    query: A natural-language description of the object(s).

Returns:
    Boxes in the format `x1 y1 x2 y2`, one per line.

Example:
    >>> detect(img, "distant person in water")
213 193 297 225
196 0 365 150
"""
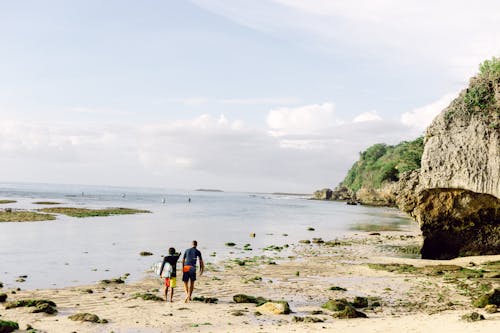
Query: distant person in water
188 197 191 203
182 240 204 303
159 247 181 302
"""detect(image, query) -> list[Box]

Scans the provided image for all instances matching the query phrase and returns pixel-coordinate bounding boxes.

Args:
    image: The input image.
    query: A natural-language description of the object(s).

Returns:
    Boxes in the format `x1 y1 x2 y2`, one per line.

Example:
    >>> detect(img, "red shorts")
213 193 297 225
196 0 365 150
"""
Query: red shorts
165 277 177 288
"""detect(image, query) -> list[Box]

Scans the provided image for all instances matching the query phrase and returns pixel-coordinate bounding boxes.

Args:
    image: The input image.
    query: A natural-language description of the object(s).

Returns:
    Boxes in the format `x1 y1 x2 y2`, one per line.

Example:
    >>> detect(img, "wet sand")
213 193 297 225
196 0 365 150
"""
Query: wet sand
1 225 499 333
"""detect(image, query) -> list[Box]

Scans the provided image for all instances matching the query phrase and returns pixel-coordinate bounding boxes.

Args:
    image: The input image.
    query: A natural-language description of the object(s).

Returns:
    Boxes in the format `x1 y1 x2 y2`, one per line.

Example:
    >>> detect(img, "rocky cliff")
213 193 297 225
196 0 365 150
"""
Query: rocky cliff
398 58 500 259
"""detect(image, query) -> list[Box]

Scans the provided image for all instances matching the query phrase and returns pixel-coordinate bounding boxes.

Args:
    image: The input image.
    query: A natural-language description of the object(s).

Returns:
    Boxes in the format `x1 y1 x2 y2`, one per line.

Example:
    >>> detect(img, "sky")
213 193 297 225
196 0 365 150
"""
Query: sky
1 0 499 192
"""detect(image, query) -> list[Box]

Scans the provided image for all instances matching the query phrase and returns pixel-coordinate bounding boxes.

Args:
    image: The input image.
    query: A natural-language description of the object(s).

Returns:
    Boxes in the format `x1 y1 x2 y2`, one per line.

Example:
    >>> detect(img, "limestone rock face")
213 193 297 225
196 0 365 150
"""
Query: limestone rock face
397 72 500 259
421 101 500 198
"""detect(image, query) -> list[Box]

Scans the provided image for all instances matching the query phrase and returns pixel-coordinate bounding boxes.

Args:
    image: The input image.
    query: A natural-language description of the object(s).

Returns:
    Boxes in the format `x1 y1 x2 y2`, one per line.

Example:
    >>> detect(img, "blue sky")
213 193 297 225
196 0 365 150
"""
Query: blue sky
1 0 499 191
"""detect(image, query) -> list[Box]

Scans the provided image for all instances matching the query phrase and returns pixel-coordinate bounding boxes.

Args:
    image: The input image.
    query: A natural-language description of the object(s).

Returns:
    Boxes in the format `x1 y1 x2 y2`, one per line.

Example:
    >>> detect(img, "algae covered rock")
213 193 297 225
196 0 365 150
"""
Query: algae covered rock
0 320 19 333
233 294 268 306
473 288 500 308
352 296 368 308
461 312 485 322
485 304 498 313
68 312 108 323
5 299 57 314
322 299 348 312
0 293 7 303
332 304 367 319
255 301 291 315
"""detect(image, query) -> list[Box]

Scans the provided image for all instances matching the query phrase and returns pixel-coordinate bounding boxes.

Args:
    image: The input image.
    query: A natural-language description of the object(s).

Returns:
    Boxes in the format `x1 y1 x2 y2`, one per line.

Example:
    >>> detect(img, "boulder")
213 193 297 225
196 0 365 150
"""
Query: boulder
313 188 333 200
255 301 291 315
233 294 268 306
332 304 367 319
0 293 7 303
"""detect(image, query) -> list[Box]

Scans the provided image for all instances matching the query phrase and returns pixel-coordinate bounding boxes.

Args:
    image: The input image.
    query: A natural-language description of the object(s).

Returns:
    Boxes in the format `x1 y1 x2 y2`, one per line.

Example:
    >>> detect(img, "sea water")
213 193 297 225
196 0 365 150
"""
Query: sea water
0 183 414 289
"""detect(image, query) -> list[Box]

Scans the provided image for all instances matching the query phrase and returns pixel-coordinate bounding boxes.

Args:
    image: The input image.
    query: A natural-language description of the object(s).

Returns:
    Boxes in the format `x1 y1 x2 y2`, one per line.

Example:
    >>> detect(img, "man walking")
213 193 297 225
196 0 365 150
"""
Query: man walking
182 240 204 303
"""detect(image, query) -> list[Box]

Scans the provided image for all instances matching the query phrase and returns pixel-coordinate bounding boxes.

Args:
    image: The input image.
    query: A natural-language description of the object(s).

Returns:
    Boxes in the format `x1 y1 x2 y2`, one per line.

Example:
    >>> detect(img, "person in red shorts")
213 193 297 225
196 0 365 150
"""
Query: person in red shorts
159 247 180 302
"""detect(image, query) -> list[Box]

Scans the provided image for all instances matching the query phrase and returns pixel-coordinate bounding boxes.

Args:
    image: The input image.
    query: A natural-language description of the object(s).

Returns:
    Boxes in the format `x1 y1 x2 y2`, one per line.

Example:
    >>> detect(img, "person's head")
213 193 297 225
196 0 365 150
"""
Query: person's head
192 240 198 248
168 247 175 255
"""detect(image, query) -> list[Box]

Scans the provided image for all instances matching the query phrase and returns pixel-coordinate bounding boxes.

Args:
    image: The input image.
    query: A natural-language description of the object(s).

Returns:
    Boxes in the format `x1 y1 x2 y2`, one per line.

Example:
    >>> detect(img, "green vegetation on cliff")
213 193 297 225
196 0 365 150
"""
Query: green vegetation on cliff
342 137 424 192
445 57 500 129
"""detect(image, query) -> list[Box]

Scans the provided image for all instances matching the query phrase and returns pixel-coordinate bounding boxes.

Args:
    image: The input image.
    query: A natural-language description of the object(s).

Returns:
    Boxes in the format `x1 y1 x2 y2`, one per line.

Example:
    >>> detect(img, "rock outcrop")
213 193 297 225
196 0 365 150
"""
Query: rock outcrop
398 61 500 259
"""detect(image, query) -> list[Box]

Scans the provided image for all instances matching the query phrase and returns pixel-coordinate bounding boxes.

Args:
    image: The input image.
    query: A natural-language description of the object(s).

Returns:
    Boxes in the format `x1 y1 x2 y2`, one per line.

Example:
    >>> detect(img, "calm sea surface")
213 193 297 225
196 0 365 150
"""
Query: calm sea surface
0 183 414 290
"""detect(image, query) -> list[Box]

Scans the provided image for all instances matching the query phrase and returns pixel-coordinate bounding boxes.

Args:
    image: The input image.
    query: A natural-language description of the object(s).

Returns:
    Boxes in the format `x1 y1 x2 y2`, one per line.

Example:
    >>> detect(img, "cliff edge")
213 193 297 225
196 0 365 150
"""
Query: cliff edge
399 58 500 259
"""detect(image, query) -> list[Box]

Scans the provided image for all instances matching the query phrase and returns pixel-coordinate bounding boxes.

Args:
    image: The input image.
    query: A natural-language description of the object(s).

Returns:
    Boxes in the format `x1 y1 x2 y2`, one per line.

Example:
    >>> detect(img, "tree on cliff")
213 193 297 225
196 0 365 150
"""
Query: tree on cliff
342 137 424 192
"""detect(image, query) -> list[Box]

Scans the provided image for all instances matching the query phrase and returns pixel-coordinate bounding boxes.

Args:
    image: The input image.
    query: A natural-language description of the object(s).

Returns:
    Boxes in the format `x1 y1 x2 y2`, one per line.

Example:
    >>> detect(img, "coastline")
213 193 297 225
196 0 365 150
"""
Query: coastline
1 224 498 332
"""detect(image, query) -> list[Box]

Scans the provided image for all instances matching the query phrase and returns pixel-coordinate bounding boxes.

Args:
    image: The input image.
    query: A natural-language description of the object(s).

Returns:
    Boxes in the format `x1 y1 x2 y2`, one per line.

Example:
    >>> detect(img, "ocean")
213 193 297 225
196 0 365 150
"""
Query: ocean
0 183 414 290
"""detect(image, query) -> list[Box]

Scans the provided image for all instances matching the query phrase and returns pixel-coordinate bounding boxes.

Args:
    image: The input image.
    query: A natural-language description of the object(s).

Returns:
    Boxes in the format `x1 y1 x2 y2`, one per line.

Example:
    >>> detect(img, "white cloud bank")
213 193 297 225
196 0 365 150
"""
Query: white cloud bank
0 93 454 192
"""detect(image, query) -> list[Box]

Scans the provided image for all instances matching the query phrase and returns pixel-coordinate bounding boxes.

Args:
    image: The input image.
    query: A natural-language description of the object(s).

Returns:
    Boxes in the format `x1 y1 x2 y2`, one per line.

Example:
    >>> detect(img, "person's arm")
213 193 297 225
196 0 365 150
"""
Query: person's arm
182 251 186 267
198 251 204 276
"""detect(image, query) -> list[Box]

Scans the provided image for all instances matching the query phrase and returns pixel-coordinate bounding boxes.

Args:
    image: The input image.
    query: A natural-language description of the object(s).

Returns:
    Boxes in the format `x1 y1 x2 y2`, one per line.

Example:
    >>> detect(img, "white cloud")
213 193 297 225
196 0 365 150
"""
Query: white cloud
0 91 457 192
266 102 342 136
353 110 382 123
401 93 457 132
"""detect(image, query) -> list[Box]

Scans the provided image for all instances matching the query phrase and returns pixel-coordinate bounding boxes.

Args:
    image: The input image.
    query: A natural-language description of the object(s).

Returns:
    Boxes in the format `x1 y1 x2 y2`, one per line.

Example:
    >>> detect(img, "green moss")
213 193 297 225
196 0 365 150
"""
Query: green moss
32 201 60 205
0 200 16 204
5 299 57 314
0 211 55 222
0 320 19 333
368 263 417 273
132 293 163 301
39 207 150 217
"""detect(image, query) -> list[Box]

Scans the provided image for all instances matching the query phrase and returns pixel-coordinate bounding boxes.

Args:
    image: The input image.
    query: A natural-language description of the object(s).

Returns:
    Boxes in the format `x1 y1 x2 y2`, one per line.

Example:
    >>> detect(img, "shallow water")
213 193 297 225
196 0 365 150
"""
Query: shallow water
0 183 414 289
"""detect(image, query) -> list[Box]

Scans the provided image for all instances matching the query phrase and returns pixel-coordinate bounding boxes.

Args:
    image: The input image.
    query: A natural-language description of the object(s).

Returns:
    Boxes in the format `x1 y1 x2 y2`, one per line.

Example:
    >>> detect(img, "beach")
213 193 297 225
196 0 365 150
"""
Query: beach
1 223 499 333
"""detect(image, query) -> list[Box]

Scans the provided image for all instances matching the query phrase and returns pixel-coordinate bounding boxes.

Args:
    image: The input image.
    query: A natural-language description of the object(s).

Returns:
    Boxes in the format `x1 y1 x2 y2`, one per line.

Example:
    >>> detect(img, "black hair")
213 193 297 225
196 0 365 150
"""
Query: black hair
169 247 175 255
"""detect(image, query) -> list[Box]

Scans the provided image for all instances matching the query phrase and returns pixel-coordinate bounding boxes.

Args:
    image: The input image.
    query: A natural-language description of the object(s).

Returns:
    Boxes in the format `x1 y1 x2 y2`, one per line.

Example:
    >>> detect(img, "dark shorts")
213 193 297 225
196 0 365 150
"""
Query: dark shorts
182 267 196 282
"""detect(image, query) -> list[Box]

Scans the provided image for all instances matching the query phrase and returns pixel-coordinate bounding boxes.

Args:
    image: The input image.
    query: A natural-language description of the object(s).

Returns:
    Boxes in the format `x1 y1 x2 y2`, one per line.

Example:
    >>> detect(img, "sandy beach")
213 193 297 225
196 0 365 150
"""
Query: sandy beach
1 224 499 333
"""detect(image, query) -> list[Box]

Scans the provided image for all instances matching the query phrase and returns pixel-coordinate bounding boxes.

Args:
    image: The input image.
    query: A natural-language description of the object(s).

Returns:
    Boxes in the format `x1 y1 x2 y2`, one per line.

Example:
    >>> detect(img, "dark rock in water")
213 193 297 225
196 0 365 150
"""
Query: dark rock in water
225 242 236 247
139 251 153 256
332 304 367 319
0 282 3 288
352 296 368 308
461 312 484 322
68 313 108 323
0 293 7 303
346 200 357 205
299 240 311 244
369 232 381 236
0 320 19 333
473 288 500 308
100 278 125 284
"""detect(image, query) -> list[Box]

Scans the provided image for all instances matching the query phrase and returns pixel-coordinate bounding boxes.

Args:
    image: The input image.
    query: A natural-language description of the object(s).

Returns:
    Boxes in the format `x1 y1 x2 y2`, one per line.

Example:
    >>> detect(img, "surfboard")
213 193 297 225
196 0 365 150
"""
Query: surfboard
152 261 172 278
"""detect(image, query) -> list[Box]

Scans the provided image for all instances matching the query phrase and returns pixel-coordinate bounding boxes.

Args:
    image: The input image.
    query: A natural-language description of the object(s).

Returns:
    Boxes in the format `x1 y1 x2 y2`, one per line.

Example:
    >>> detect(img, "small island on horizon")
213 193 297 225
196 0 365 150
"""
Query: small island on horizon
195 188 224 192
